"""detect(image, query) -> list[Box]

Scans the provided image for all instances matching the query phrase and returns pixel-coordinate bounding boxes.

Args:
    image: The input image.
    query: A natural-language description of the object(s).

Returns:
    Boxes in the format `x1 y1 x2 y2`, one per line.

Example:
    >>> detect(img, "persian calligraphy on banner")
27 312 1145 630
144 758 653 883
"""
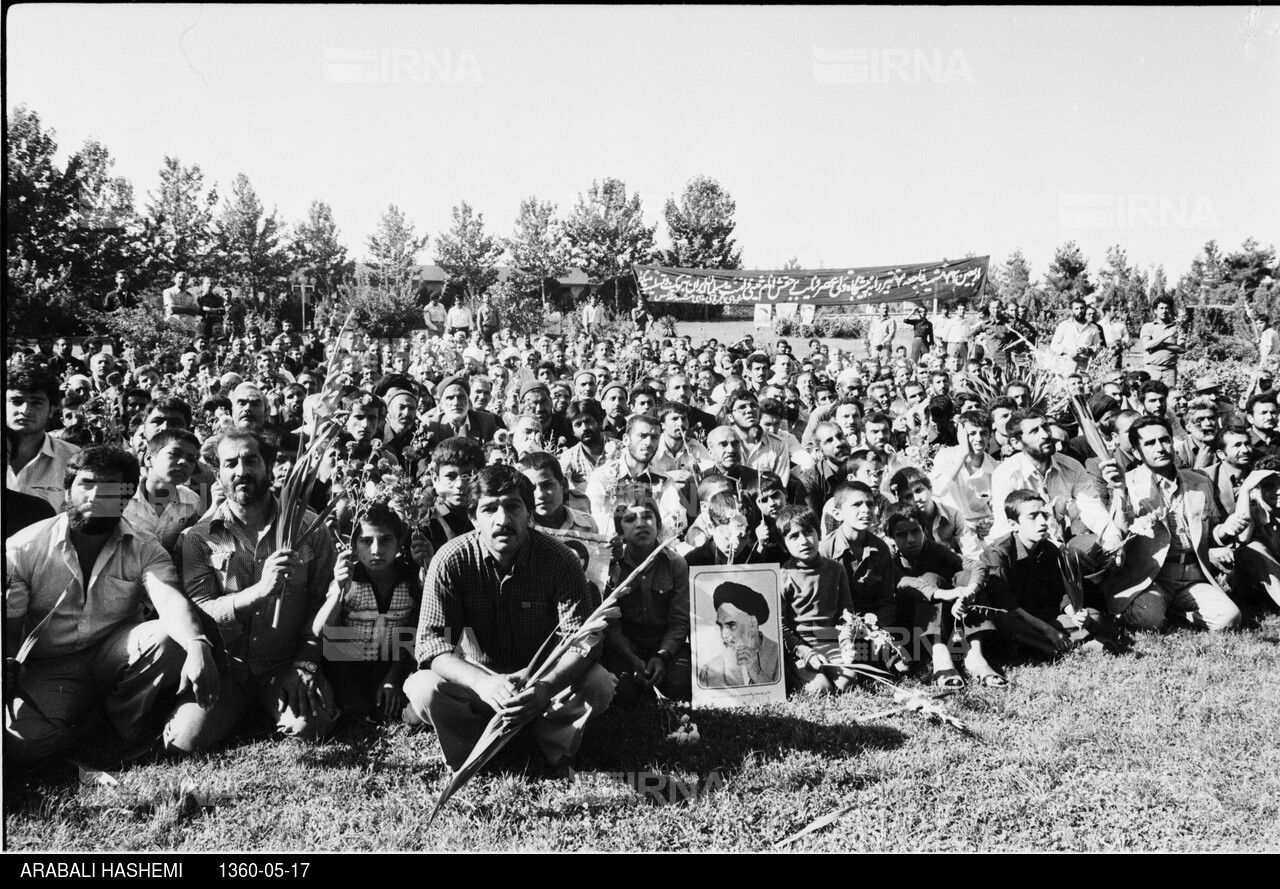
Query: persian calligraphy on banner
633 256 989 307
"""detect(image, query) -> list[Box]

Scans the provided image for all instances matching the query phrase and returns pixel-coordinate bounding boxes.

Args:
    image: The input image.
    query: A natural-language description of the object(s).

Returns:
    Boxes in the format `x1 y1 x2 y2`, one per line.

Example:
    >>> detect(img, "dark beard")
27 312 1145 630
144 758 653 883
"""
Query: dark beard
67 512 121 536
579 428 601 446
228 476 266 505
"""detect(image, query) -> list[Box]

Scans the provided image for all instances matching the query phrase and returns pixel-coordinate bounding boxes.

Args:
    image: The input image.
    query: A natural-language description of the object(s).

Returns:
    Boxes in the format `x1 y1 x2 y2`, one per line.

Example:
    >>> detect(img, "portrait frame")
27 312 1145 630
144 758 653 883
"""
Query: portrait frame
689 563 786 708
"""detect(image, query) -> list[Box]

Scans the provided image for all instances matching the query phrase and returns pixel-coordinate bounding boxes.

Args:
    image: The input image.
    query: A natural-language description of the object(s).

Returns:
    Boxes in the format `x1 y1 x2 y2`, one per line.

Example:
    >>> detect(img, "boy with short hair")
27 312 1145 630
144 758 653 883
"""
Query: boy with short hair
883 503 1003 687
818 481 897 639
603 497 692 703
684 492 784 566
887 466 984 562
322 503 421 722
423 436 485 552
123 429 204 562
983 488 1110 656
778 505 856 696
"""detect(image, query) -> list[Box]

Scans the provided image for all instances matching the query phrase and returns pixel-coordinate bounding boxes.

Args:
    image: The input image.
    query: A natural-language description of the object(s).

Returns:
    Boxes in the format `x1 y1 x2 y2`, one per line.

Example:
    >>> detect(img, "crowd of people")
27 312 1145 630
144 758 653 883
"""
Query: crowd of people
6 286 1280 776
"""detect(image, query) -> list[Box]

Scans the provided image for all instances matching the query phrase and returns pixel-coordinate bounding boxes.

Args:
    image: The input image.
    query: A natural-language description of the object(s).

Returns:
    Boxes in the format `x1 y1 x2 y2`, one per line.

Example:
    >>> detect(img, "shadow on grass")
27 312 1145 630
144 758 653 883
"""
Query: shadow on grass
577 700 906 784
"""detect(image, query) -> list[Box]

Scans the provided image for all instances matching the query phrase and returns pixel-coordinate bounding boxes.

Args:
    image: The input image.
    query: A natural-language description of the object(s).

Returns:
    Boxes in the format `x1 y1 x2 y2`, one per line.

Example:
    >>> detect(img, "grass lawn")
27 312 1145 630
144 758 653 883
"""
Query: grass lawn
5 612 1279 852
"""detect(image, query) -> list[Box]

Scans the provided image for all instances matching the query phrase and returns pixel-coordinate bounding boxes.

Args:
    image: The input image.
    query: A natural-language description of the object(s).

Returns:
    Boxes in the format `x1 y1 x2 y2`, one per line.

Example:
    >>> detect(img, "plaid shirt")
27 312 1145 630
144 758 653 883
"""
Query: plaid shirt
181 497 336 678
415 529 592 674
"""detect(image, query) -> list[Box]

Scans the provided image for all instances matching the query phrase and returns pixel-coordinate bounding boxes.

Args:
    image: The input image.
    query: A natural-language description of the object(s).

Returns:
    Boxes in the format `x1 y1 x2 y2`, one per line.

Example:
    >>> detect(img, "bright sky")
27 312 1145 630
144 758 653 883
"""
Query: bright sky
7 4 1279 282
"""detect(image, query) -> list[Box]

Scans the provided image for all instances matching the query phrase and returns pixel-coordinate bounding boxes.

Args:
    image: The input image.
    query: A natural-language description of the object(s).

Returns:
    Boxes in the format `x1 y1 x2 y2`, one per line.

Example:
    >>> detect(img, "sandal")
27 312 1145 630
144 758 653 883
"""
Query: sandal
932 668 964 689
973 671 1008 688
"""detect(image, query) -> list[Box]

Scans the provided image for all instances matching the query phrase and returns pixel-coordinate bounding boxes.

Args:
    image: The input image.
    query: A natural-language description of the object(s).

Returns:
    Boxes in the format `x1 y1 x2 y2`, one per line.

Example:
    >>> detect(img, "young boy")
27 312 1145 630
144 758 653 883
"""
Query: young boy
123 429 203 563
743 471 787 556
887 466 983 562
423 436 485 553
883 502 1004 687
603 497 692 704
982 489 1110 656
684 492 786 566
821 450 890 536
322 503 421 722
682 474 737 551
778 505 856 696
818 482 898 648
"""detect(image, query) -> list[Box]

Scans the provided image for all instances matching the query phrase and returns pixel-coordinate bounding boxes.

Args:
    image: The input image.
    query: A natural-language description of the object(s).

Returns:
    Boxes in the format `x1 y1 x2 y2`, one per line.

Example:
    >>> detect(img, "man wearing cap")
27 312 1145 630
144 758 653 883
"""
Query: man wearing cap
1187 376 1238 428
423 375 501 453
519 380 575 450
600 381 630 442
378 381 419 464
696 581 781 689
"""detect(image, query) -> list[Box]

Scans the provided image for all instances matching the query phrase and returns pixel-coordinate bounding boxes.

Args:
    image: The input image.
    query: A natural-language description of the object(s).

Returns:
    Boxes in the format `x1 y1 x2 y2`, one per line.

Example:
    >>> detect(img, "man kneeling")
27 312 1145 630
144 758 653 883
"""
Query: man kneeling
5 447 219 768
405 465 615 772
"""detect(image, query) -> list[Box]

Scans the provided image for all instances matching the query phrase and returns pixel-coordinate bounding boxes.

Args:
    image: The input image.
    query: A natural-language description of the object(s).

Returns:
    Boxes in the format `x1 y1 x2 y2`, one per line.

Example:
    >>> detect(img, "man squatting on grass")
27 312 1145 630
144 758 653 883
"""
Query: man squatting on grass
7 290 1280 771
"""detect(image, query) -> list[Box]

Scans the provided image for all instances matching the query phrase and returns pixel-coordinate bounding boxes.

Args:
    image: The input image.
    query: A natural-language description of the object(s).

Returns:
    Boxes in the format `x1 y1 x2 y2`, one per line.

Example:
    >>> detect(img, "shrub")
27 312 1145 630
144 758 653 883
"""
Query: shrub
330 283 422 339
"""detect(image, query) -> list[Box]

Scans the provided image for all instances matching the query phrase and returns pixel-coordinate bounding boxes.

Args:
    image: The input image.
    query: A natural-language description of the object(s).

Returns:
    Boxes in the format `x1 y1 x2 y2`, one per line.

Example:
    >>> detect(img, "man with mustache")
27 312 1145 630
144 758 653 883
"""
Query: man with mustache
404 464 615 772
5 446 219 766
559 400 611 494
167 429 338 752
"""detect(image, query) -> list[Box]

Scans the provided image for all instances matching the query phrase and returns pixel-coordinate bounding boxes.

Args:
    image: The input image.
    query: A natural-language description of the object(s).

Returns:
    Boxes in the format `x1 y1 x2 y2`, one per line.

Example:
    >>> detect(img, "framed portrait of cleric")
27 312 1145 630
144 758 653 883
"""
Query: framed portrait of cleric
689 564 786 708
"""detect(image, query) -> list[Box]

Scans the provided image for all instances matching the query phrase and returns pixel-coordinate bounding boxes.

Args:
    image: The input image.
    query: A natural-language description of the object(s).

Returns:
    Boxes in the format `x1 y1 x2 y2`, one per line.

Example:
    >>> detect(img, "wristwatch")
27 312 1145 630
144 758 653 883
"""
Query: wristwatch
293 660 319 675
657 649 673 663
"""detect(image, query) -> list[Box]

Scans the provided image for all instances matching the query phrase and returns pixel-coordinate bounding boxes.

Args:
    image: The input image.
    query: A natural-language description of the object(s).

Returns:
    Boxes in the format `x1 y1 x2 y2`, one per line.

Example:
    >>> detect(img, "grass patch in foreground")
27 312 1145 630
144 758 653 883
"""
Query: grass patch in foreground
6 613 1280 851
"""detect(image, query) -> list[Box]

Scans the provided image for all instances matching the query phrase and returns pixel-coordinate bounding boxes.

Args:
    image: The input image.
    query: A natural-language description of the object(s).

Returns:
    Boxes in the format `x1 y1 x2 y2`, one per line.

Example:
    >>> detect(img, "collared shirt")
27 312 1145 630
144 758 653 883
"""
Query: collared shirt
6 434 81 509
650 437 710 476
606 547 690 654
560 441 612 493
929 444 996 527
326 561 421 663
586 453 669 535
415 529 593 673
122 481 201 559
1050 318 1103 372
989 451 1118 546
446 305 473 328
735 427 791 486
982 533 1070 622
1140 320 1181 369
424 303 447 330
817 530 896 629
1151 470 1196 555
182 497 336 678
6 514 179 660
